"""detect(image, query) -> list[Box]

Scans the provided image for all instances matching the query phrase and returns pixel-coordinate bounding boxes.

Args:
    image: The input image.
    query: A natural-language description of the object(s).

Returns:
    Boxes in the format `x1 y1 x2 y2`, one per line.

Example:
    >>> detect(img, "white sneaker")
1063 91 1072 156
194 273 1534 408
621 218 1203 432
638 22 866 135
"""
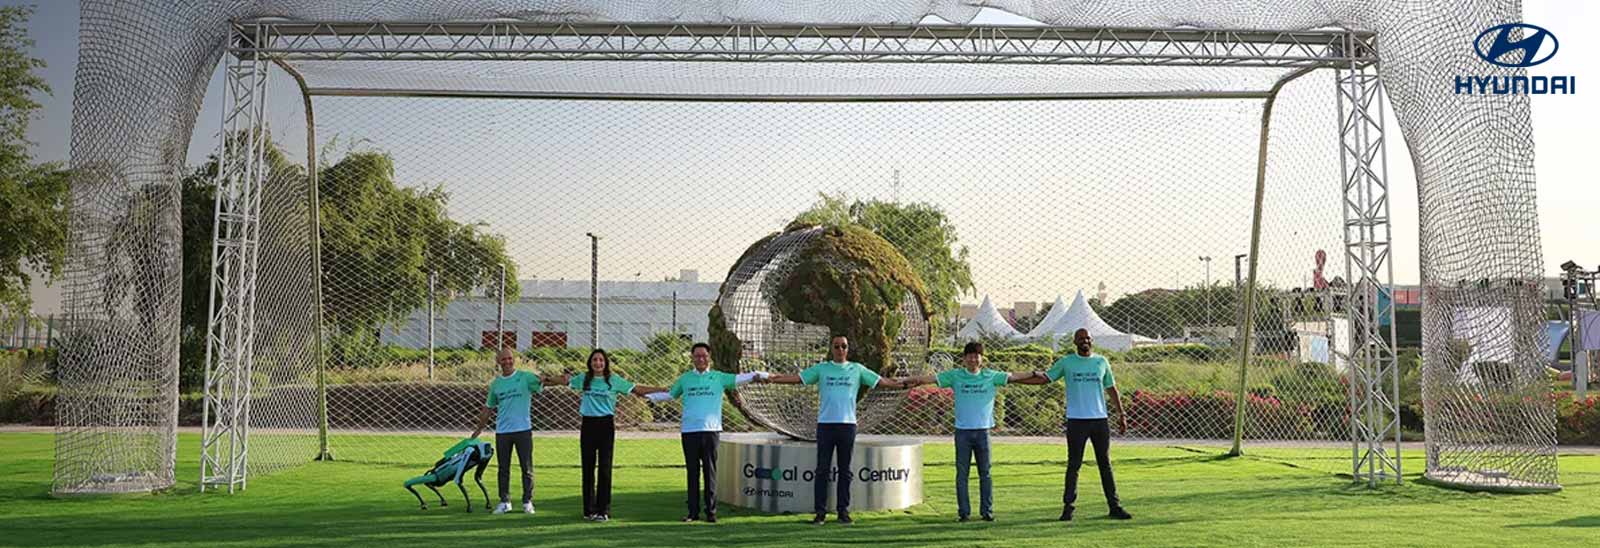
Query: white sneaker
493 502 511 514
523 502 535 514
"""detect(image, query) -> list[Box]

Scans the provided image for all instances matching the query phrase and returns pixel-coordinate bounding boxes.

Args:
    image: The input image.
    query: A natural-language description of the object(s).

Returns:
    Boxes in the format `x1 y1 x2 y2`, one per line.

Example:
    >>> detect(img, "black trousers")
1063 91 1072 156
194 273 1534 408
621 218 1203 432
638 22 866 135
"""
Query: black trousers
495 429 533 504
814 423 857 515
1064 418 1120 509
680 431 719 518
580 415 616 516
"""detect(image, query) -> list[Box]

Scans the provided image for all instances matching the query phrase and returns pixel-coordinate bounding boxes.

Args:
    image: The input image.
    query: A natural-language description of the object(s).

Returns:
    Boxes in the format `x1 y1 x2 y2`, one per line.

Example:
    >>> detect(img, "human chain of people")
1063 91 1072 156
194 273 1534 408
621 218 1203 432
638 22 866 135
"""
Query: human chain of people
454 328 1132 525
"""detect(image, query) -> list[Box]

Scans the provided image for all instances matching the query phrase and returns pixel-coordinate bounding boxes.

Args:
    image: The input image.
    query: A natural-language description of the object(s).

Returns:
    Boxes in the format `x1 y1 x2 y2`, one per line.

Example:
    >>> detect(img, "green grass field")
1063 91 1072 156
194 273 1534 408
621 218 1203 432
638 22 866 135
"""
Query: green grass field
1 433 1596 547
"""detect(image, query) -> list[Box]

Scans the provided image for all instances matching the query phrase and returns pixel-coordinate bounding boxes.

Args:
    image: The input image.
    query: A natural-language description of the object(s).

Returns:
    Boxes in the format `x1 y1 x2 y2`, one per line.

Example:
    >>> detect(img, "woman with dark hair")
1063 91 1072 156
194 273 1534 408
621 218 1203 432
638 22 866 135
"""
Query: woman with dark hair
556 348 663 522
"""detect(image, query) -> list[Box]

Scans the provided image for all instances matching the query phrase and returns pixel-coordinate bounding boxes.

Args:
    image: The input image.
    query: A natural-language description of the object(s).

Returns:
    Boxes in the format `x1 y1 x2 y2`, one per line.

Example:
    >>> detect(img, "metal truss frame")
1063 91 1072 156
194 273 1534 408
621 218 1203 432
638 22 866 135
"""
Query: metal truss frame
228 20 1377 68
1333 33 1401 487
200 23 272 493
203 18 1395 489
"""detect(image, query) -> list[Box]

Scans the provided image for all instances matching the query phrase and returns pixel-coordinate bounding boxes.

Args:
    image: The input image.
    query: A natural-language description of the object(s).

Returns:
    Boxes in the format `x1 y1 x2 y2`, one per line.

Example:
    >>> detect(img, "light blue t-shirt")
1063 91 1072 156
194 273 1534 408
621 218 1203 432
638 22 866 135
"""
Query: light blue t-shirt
800 361 881 424
936 368 1009 430
669 369 739 433
485 370 543 433
569 373 637 417
1046 354 1116 420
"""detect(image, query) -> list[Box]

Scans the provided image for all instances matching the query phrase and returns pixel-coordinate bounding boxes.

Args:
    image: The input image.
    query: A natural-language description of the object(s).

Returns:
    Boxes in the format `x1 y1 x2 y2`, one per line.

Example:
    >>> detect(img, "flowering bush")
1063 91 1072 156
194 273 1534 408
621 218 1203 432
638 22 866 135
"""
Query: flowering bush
1555 393 1600 445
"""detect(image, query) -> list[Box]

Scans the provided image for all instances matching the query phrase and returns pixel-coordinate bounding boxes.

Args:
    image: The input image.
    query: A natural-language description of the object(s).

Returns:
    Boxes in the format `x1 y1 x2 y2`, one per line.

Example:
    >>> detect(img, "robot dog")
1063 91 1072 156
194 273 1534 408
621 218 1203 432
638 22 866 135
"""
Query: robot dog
404 438 493 511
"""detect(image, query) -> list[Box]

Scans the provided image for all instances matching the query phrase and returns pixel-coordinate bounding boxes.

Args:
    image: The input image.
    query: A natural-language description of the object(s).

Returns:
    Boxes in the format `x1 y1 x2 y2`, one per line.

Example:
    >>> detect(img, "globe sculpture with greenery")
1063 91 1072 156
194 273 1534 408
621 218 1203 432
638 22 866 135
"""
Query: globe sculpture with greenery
708 223 933 441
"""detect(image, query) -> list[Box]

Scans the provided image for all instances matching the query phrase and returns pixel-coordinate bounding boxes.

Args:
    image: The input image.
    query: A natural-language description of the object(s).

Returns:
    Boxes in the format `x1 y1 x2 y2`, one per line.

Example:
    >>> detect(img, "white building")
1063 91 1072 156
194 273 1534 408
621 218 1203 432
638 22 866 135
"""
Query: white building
378 272 721 352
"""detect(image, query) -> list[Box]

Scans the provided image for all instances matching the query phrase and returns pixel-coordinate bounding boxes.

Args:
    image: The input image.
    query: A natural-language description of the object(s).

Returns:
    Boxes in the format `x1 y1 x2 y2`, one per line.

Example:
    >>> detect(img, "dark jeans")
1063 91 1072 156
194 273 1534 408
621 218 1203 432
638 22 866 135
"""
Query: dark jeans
954 428 993 517
495 429 533 504
680 431 719 518
580 416 616 516
1064 418 1120 510
814 423 857 515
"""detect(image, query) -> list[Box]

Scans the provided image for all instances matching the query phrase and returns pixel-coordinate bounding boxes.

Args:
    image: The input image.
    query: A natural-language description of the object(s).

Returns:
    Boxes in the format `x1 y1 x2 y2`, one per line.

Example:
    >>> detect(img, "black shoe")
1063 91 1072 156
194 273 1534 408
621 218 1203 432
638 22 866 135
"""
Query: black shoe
682 515 698 523
812 513 826 525
981 514 995 522
1059 508 1074 522
837 512 854 525
958 515 970 522
1108 507 1133 520
705 514 718 523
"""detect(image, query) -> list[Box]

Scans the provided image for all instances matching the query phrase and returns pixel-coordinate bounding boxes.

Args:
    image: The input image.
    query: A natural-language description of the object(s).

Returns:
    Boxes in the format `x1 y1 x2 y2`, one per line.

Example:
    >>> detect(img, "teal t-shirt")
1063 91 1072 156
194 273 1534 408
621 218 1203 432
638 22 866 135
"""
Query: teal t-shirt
669 369 739 433
800 361 881 424
1046 354 1116 419
485 370 543 433
569 373 637 417
936 368 1009 430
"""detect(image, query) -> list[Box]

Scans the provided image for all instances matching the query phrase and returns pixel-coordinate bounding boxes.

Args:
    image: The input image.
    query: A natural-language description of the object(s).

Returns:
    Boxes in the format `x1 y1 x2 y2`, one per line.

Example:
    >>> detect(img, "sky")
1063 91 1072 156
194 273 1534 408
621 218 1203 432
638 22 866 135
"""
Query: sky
14 1 1598 315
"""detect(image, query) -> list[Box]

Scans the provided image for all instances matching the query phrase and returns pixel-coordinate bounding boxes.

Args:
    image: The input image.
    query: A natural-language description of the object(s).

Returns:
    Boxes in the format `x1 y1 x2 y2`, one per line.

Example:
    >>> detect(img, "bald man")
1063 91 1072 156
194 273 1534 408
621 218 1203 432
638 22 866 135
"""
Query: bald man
470 347 564 514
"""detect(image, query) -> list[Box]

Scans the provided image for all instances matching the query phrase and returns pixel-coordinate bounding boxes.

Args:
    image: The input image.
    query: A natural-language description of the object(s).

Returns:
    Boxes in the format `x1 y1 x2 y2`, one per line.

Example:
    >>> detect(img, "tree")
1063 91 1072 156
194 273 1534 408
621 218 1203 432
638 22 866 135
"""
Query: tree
317 149 520 339
177 138 521 387
792 192 974 331
0 6 67 326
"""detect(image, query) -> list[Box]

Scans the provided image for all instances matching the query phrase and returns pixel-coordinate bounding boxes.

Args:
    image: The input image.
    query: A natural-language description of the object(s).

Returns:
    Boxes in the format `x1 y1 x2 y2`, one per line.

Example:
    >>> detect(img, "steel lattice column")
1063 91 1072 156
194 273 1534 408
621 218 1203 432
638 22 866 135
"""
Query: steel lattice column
1334 44 1401 486
200 25 272 493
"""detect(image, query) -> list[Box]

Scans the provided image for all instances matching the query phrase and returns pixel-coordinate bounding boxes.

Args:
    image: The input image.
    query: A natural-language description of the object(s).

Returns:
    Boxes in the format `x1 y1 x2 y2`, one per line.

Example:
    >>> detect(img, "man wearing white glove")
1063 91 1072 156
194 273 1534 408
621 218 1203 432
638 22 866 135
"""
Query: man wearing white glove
642 342 764 523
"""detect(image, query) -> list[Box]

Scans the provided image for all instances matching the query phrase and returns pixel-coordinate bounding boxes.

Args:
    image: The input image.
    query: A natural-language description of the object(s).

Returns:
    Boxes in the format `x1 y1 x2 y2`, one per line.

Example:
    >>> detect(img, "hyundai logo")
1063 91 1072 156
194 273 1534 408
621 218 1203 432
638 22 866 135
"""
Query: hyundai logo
1474 23 1558 68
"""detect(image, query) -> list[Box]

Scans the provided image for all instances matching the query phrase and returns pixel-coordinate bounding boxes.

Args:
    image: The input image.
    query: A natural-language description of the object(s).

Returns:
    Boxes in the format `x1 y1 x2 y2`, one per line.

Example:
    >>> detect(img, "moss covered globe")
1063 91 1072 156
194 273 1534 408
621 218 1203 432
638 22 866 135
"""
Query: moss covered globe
708 223 932 440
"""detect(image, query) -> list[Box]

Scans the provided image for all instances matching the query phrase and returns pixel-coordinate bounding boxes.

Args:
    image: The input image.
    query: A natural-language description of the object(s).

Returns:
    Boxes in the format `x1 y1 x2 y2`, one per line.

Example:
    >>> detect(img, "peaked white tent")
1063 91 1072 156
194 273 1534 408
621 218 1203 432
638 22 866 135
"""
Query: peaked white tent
1028 290 1136 351
957 295 1023 341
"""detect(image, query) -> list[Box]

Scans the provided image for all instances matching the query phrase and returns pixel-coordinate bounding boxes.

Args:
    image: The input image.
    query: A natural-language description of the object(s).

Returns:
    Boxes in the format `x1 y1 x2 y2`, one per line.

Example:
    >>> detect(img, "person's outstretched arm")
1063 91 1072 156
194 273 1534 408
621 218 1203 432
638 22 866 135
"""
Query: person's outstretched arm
765 373 803 384
1009 370 1051 385
631 385 668 397
540 372 571 387
469 406 492 439
876 376 908 389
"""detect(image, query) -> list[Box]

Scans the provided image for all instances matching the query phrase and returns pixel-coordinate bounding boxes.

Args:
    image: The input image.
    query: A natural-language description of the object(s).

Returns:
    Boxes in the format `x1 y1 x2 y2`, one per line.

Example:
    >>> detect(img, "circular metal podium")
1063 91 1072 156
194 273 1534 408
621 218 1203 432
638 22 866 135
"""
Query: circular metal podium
717 433 923 514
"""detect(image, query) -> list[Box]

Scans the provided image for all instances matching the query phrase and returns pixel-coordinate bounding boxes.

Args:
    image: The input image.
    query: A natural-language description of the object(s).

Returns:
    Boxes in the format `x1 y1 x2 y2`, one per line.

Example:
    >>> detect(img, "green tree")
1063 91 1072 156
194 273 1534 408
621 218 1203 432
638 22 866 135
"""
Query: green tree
317 150 520 340
0 6 66 326
177 138 520 387
792 192 974 331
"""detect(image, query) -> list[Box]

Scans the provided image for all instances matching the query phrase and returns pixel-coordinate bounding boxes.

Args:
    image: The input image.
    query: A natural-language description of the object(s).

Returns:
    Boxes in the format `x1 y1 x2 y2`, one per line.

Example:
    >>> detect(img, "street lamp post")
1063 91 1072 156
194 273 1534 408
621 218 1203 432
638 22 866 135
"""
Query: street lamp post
1199 256 1213 331
587 233 601 349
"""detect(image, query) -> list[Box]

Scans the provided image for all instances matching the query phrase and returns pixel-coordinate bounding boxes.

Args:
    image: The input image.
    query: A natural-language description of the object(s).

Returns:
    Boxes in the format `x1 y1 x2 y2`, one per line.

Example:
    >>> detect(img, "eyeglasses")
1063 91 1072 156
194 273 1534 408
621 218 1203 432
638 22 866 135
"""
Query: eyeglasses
832 344 849 349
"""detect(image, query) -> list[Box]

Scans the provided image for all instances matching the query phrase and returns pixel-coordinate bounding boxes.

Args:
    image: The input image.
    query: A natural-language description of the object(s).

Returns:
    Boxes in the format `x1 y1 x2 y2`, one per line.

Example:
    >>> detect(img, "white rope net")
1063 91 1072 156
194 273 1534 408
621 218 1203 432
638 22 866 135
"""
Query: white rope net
55 0 1556 493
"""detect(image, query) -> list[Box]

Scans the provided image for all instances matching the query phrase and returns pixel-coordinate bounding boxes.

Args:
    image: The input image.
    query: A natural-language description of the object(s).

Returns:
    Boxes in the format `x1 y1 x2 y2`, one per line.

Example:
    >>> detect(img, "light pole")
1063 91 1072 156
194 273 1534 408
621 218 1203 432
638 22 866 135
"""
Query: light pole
586 233 601 349
1199 256 1213 330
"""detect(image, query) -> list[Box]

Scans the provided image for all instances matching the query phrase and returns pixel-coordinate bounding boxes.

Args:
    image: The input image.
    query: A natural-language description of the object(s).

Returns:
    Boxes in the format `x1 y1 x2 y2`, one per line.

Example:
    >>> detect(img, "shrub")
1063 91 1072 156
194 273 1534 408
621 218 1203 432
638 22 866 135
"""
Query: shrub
1123 343 1228 363
1554 393 1600 445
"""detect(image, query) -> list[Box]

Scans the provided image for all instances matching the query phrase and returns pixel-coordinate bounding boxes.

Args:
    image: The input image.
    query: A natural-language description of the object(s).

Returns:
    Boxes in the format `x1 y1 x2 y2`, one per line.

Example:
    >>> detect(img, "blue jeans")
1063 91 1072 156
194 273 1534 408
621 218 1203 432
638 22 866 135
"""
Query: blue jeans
954 428 993 517
814 423 857 514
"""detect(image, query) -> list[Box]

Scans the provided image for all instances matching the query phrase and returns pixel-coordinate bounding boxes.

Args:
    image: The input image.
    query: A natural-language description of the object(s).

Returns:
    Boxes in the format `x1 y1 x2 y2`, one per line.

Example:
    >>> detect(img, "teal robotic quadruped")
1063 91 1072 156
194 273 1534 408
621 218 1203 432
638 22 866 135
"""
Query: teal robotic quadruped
403 438 495 511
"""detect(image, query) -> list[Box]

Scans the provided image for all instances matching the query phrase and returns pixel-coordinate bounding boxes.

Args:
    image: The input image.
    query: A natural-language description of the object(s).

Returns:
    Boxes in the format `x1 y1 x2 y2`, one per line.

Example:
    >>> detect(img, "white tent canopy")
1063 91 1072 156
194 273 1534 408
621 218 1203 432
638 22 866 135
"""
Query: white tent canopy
957 295 1023 342
1028 290 1135 351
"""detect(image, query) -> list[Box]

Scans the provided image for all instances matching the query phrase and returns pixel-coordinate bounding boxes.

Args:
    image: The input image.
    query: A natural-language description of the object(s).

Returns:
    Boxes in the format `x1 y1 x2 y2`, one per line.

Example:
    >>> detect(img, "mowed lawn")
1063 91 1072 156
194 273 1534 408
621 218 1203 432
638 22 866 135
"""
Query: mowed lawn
0 433 1596 547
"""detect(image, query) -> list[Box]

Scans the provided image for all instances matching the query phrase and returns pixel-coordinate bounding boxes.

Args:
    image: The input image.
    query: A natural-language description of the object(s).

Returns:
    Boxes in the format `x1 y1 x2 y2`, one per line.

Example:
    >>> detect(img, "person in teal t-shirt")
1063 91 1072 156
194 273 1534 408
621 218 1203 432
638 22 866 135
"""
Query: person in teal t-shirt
469 347 565 515
765 334 909 526
1039 329 1132 522
550 348 664 522
640 342 765 523
905 342 1047 521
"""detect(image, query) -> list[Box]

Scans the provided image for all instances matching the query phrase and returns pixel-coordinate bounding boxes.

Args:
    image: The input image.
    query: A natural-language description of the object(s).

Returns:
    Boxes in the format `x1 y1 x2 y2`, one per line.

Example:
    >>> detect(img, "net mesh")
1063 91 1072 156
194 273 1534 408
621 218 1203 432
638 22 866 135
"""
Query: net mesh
56 0 1556 493
305 88 1344 461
